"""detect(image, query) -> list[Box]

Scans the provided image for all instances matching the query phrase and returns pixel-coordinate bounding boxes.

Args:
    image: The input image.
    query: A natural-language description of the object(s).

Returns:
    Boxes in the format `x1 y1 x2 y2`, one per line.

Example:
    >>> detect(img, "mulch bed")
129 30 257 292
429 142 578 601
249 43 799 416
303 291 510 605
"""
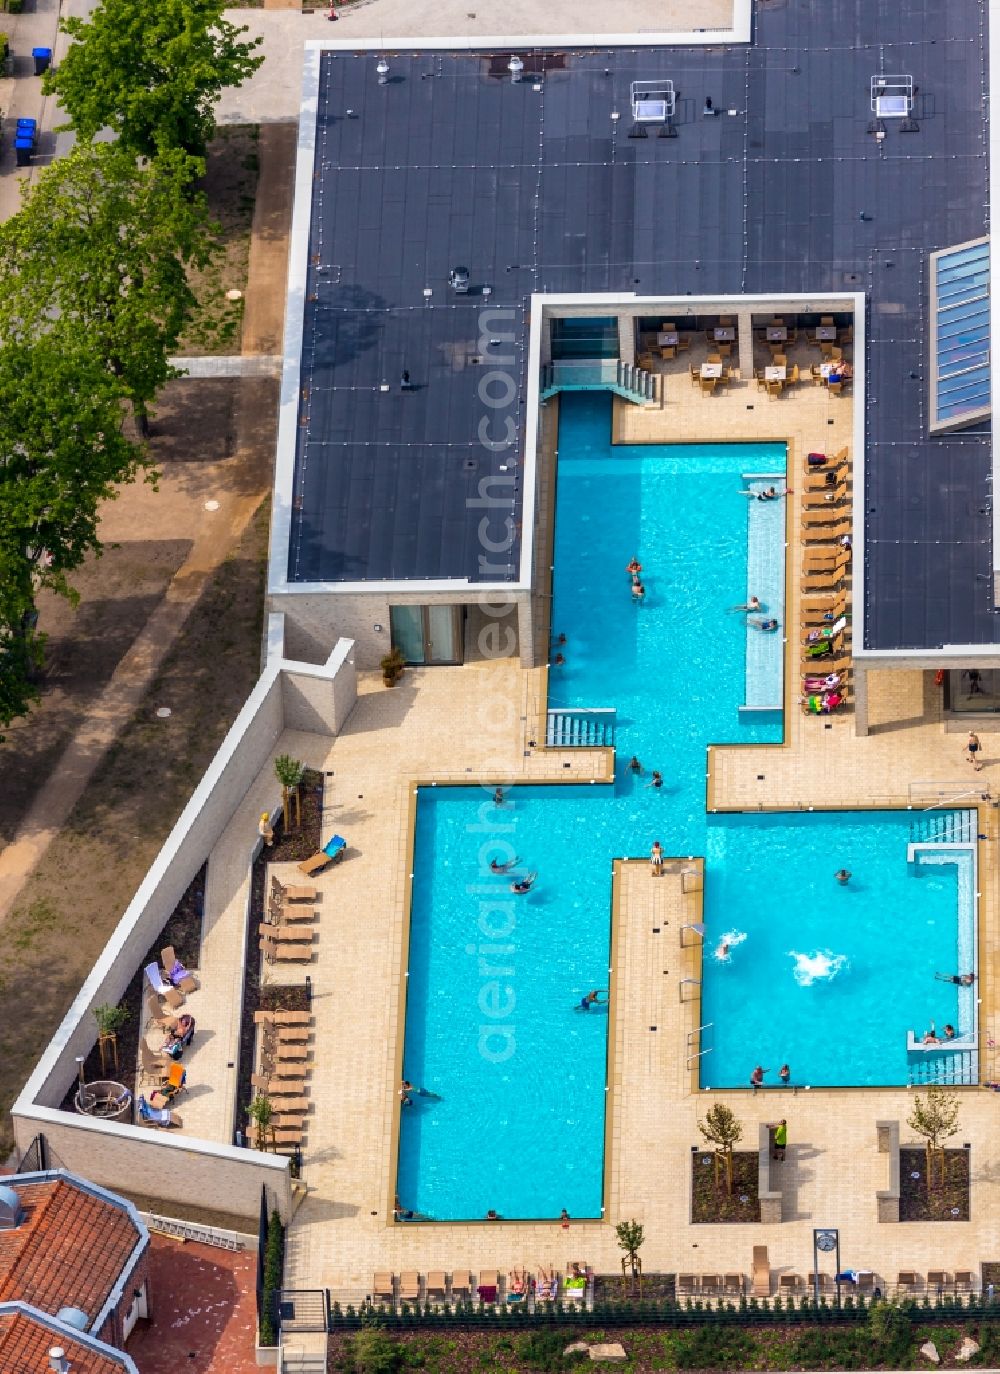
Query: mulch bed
60 866 206 1112
593 1273 675 1303
691 1150 761 1223
234 771 323 1145
899 1146 970 1221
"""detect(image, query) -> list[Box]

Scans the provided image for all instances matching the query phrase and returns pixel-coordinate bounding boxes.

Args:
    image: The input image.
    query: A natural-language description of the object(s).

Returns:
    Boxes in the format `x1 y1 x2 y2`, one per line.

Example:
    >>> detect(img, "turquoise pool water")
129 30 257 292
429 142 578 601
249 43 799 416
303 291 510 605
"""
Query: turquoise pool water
396 392 967 1222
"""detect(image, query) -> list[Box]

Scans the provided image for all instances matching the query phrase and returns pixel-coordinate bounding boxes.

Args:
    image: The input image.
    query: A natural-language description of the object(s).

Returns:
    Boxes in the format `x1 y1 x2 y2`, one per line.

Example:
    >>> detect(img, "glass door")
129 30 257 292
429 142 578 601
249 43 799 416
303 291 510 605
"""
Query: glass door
390 606 464 665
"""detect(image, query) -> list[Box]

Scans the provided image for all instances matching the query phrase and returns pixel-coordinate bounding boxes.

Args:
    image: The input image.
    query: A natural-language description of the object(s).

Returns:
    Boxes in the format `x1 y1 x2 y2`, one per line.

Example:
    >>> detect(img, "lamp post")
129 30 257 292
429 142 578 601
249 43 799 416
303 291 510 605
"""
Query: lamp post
813 1227 840 1307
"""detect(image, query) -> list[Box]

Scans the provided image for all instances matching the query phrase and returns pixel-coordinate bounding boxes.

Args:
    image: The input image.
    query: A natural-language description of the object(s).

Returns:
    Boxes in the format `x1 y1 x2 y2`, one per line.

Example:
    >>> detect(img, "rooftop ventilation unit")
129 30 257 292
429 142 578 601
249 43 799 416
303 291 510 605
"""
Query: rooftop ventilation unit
56 1307 91 1332
508 55 524 84
0 1184 23 1230
449 266 470 294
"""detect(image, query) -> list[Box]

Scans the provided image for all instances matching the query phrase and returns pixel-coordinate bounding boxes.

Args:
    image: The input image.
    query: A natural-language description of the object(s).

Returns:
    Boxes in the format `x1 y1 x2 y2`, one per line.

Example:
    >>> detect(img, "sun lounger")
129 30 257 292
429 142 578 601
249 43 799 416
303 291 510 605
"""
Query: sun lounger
897 1271 921 1291
802 483 848 508
160 946 200 995
259 937 314 964
252 1074 308 1099
477 1271 499 1305
723 1273 744 1296
451 1272 471 1299
752 1245 770 1297
272 876 318 903
269 1009 312 1025
298 834 347 877
399 1272 420 1303
136 1095 183 1128
534 1269 559 1302
373 1272 395 1303
562 1266 588 1304
272 905 316 924
144 962 183 1008
425 1272 448 1301
809 1272 834 1293
149 1062 186 1109
139 1039 171 1085
254 1012 310 1040
802 507 850 529
677 1274 699 1295
268 1059 311 1078
927 1269 950 1289
955 1270 975 1292
780 1273 804 1292
264 1040 309 1062
701 1274 722 1296
506 1269 530 1303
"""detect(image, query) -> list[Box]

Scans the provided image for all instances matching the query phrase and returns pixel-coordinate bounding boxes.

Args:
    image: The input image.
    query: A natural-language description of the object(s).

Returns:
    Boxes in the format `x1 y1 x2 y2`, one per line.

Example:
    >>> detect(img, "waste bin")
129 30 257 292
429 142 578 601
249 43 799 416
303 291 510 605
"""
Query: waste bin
31 47 52 75
14 136 33 167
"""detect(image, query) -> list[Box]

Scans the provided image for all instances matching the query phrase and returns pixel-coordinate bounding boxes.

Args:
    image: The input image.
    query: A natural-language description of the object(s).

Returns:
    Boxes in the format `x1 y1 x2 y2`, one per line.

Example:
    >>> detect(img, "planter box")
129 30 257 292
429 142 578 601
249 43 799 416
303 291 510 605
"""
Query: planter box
254 1340 279 1367
876 1119 900 1222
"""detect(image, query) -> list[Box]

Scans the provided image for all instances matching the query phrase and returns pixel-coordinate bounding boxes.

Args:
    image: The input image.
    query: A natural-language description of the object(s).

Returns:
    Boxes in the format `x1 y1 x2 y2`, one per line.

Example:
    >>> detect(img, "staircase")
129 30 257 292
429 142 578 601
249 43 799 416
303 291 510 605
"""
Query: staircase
280 1332 328 1373
145 1214 243 1251
909 810 976 845
908 1047 979 1088
540 359 657 405
546 707 616 748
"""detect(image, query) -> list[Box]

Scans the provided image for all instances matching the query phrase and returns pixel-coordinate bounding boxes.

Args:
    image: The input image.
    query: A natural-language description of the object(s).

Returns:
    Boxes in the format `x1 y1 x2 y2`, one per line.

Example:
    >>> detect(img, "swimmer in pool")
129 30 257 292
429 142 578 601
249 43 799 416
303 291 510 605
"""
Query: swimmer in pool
576 990 607 1012
510 872 537 894
490 856 520 874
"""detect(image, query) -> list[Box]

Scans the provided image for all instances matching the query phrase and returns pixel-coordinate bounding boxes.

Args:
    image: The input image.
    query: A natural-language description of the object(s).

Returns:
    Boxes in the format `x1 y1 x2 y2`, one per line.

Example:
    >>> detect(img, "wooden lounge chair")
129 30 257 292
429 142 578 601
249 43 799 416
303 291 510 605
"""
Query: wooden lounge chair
272 904 316 924
272 876 318 903
372 1272 394 1303
723 1273 744 1296
267 1098 310 1116
780 1273 804 1292
802 484 848 509
804 463 847 490
139 1039 171 1085
160 946 199 995
677 1273 699 1296
144 962 183 1009
450 1272 471 1299
477 1271 499 1305
897 1271 921 1291
425 1272 448 1302
955 1270 975 1292
801 595 847 624
802 511 850 532
927 1269 950 1289
803 563 851 591
701 1274 722 1296
298 835 346 877
803 545 850 572
259 923 315 944
254 1012 310 1040
251 1073 308 1098
138 1104 183 1129
143 991 178 1033
803 521 852 545
259 937 314 964
857 1272 876 1293
265 1039 309 1062
752 1246 770 1298
270 1010 312 1026
268 1060 311 1078
809 1272 834 1293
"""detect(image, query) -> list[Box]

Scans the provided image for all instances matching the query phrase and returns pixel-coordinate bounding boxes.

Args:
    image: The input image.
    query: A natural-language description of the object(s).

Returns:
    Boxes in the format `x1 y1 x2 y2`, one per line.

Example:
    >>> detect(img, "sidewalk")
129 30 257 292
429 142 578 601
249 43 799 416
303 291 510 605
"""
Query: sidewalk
0 0 63 219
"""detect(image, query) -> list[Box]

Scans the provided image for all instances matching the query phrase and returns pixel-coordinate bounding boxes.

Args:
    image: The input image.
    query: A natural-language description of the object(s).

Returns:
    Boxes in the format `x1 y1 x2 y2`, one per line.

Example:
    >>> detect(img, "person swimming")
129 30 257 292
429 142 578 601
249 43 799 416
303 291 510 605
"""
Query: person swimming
748 617 779 632
731 596 762 613
510 872 537 894
626 557 642 577
576 989 607 1011
490 856 520 874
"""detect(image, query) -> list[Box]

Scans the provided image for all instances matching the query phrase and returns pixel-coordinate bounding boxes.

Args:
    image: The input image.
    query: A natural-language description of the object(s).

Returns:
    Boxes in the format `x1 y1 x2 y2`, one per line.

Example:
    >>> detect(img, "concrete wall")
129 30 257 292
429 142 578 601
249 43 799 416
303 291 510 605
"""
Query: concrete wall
269 588 532 670
282 639 359 735
15 1112 292 1224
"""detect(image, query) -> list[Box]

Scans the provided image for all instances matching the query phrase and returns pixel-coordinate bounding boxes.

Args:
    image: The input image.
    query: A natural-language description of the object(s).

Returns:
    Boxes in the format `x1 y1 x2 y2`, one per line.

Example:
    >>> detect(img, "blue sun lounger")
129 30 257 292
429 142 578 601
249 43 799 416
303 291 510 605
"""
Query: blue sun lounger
298 834 347 877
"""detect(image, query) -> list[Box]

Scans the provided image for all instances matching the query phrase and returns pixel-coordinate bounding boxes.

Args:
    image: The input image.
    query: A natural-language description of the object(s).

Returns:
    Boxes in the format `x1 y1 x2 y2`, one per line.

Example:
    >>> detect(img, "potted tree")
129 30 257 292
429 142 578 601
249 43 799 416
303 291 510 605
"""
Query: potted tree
908 1086 960 1190
93 1002 129 1074
274 754 305 831
616 1217 644 1300
380 647 405 687
248 1092 275 1152
699 1101 743 1196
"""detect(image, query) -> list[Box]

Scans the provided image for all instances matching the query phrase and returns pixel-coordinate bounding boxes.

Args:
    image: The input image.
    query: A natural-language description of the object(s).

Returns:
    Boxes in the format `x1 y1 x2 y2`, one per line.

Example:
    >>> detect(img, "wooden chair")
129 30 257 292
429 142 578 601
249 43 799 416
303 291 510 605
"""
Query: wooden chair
719 315 733 327
811 364 825 385
676 334 690 352
716 342 732 357
820 315 835 325
660 345 676 360
828 380 844 396
755 369 766 390
766 380 783 398
373 1273 395 1303
139 1039 171 1086
700 378 717 395
707 351 722 363
689 363 701 384
751 1246 770 1297
771 352 787 367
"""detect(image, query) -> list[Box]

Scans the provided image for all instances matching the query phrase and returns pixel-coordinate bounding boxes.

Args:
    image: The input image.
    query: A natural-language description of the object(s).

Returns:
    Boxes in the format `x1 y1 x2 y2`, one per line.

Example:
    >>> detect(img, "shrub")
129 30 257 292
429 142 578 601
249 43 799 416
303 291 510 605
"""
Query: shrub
517 1327 587 1369
671 1325 757 1370
258 1208 285 1346
349 1327 404 1372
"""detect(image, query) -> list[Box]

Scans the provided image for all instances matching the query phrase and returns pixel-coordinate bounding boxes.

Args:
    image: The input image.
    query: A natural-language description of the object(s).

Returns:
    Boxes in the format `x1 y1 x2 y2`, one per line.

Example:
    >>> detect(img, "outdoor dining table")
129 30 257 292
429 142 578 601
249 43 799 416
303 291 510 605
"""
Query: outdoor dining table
815 326 837 341
765 365 786 381
701 362 723 379
766 326 787 341
657 330 679 346
713 327 735 341
819 362 834 378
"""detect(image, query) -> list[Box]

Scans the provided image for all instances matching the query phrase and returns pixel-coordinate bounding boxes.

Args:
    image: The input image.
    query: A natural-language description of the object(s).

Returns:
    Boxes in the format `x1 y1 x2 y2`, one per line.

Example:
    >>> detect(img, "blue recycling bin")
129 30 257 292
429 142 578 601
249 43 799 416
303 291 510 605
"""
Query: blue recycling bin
31 47 52 76
14 137 33 167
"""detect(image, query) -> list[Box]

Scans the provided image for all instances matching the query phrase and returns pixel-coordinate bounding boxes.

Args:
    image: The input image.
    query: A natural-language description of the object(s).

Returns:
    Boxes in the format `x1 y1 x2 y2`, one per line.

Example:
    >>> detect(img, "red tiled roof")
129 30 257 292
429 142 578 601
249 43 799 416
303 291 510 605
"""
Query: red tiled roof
0 1179 143 1321
0 1310 129 1372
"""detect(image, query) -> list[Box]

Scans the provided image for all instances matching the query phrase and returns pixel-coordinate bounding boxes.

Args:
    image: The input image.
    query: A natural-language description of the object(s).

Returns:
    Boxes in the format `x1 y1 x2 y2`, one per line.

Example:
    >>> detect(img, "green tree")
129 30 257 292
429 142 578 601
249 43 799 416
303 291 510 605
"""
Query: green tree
248 1092 274 1151
698 1102 743 1195
0 143 215 435
274 754 305 831
45 0 263 159
0 333 150 720
907 1086 960 1188
349 1327 403 1374
615 1217 644 1299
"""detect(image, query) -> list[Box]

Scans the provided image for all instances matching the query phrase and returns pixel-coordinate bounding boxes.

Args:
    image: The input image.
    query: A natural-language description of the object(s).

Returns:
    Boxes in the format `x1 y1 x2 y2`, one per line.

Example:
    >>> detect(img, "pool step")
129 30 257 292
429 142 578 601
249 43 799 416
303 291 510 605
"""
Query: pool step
907 1048 979 1088
545 708 617 748
909 809 976 846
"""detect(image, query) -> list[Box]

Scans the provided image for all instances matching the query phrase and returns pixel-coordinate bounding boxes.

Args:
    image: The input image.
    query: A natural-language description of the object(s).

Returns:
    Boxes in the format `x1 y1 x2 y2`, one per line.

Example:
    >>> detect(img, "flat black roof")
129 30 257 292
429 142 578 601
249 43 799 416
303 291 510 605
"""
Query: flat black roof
291 5 992 647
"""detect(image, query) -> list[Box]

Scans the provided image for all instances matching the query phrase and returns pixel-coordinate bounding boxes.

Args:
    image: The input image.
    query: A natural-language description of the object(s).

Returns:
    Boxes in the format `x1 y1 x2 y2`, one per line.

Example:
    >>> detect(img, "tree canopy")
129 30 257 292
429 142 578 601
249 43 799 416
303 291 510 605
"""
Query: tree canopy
44 0 263 159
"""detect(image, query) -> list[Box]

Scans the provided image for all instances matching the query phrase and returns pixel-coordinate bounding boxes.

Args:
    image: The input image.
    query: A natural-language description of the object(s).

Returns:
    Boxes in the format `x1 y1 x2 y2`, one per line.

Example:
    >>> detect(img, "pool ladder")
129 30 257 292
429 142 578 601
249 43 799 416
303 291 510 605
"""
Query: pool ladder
908 810 977 845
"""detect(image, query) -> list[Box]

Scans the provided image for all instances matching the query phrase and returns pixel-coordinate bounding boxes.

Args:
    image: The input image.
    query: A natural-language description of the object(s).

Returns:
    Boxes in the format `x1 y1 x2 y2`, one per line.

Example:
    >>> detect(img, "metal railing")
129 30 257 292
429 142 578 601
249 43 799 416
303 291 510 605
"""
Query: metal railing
540 359 656 403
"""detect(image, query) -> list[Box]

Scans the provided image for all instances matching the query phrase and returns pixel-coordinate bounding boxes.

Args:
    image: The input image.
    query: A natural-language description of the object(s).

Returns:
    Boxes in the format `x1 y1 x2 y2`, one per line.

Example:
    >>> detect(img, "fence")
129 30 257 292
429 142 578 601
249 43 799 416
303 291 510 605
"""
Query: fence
328 1289 1000 1332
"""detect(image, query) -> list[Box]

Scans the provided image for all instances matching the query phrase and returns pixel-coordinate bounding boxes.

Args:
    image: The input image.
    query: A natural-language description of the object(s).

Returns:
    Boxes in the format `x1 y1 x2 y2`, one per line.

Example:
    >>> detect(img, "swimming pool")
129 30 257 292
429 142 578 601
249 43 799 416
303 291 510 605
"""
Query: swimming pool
395 392 970 1220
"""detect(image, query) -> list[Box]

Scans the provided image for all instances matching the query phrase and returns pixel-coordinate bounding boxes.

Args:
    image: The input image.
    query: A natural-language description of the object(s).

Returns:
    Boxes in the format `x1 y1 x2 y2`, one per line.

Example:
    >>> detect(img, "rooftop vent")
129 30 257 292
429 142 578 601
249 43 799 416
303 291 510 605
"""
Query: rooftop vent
508 55 524 83
630 79 676 126
449 266 470 294
49 1350 70 1374
56 1306 90 1331
870 74 914 119
0 1184 23 1230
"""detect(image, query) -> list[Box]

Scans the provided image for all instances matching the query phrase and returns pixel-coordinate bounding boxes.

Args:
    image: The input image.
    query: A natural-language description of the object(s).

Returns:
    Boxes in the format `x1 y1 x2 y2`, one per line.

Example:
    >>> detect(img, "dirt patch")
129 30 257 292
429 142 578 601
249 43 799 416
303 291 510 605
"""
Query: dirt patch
178 126 260 355
691 1150 761 1223
899 1146 971 1222
0 504 270 1159
235 774 324 1139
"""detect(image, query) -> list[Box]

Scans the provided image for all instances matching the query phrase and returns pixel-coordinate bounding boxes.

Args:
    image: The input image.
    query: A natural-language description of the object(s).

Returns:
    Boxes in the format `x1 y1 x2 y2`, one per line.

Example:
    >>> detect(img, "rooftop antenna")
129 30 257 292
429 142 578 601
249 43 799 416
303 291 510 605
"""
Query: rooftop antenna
376 56 389 85
508 54 524 83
